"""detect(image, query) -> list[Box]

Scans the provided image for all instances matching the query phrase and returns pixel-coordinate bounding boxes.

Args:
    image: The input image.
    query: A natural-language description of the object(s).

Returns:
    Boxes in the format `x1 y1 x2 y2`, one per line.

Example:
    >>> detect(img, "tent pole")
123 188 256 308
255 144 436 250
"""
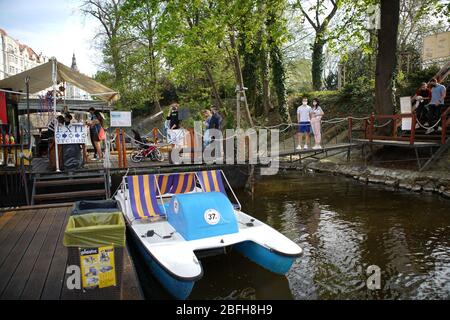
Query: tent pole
25 76 30 147
52 58 60 172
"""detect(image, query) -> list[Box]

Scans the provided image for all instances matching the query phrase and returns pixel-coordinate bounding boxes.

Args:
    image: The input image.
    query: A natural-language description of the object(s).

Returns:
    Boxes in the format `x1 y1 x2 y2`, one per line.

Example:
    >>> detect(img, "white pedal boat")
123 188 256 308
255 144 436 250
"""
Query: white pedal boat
115 170 302 299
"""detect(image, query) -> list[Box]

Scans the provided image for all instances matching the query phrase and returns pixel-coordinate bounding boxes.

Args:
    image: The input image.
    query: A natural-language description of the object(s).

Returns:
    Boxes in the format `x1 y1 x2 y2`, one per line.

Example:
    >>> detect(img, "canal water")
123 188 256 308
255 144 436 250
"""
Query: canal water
130 171 450 300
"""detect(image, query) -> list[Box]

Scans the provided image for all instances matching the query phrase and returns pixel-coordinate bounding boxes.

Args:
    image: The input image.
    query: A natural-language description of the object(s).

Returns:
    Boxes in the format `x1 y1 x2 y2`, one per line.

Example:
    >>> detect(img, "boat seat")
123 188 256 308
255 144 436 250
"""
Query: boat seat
195 170 240 209
169 173 196 194
155 174 173 195
127 174 165 220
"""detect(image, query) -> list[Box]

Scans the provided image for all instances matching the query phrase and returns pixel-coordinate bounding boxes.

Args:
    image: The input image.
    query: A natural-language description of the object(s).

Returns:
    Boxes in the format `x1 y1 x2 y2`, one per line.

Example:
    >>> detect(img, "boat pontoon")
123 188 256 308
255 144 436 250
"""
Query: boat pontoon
115 170 302 299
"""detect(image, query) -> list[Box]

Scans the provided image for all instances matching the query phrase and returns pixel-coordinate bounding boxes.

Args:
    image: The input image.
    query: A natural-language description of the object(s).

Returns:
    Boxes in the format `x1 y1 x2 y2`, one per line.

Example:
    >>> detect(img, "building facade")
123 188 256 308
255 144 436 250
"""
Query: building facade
0 28 48 81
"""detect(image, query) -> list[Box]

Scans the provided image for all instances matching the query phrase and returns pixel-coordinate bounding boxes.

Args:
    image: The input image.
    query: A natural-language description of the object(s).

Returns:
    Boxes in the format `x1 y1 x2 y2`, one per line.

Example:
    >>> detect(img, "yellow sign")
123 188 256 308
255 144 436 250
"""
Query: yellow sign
80 246 116 289
423 31 450 61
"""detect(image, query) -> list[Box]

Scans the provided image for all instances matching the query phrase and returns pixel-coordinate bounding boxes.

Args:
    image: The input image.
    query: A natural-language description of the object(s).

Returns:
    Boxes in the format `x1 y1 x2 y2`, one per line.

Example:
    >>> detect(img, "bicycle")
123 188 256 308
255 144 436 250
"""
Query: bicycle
130 129 164 163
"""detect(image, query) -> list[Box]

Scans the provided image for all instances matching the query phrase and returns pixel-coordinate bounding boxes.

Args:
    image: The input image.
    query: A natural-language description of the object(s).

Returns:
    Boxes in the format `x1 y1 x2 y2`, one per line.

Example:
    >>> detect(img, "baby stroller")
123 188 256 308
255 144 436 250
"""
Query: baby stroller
130 129 164 163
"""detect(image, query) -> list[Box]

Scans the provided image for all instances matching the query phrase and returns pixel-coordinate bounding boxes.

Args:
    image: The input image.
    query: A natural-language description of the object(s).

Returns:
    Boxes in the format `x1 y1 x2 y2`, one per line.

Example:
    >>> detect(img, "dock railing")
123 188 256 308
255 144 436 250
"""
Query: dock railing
359 107 449 146
365 112 417 145
441 107 450 144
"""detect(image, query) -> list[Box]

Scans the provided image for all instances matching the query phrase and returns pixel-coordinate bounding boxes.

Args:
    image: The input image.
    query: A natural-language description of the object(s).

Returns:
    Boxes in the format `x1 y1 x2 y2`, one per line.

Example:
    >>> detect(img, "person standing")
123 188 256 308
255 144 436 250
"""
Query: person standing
311 98 324 149
426 78 446 134
296 97 313 150
202 109 212 149
209 106 223 158
167 103 181 130
87 107 104 160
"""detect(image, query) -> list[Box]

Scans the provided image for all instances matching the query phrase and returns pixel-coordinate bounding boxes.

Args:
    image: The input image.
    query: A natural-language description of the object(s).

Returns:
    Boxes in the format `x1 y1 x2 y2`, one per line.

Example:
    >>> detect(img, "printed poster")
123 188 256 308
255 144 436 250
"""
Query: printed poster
400 96 412 131
55 124 88 145
80 246 116 289
110 111 132 127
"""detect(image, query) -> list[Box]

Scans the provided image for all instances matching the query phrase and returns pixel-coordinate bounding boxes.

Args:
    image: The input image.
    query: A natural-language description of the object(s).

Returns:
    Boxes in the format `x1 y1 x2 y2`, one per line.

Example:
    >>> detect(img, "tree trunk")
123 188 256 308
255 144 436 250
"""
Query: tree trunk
375 0 400 120
111 44 123 86
311 36 325 91
204 63 224 109
229 31 254 127
270 44 289 121
261 48 271 117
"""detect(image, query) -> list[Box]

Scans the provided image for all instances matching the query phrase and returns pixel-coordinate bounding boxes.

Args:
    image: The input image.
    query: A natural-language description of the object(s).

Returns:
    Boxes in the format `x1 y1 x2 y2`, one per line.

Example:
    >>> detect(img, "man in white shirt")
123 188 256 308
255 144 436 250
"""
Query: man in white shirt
296 97 313 150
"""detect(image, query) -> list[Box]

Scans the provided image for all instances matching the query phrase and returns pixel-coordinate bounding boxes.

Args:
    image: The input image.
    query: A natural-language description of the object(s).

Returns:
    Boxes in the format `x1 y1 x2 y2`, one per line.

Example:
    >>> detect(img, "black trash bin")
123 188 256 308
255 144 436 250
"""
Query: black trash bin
72 200 121 215
63 211 125 300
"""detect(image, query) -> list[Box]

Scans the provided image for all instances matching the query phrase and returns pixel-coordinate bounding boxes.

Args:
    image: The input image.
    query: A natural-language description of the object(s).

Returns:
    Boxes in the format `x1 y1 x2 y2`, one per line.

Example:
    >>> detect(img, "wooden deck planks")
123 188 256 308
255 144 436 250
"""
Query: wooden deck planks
0 210 47 297
0 205 143 300
121 243 144 300
20 207 69 300
0 212 15 231
1 208 57 299
0 211 36 267
354 139 439 148
40 206 71 300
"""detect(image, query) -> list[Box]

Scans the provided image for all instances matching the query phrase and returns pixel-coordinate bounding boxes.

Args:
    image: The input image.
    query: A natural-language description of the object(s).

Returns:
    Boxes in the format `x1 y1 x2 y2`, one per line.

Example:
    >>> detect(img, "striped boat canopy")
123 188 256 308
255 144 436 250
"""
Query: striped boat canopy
155 174 174 195
127 175 164 220
196 170 226 194
169 173 196 194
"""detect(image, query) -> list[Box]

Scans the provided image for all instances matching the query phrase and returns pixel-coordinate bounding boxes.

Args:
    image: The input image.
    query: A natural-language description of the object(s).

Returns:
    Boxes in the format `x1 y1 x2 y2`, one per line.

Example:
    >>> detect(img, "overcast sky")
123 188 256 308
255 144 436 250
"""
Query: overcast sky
0 0 101 76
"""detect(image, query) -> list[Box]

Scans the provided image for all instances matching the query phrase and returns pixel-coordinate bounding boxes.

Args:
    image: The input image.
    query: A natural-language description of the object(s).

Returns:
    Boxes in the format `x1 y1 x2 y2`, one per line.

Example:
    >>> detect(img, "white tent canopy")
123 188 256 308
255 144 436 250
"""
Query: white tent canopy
0 58 119 103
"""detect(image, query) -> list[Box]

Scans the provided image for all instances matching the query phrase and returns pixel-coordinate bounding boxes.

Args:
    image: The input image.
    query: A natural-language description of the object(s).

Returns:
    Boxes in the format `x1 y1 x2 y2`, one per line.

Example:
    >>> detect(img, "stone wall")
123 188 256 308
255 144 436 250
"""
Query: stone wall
304 161 450 199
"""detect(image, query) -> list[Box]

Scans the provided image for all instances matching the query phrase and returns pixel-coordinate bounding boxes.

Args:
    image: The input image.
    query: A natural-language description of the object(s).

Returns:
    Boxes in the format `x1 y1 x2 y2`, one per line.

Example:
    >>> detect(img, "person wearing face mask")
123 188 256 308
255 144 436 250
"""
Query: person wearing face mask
296 97 313 150
310 98 324 149
425 78 446 134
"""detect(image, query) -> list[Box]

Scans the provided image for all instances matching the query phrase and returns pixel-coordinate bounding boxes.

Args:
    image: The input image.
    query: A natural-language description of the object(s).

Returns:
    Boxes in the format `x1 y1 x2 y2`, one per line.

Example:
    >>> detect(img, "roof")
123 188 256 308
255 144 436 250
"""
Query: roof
0 58 119 103
17 98 114 113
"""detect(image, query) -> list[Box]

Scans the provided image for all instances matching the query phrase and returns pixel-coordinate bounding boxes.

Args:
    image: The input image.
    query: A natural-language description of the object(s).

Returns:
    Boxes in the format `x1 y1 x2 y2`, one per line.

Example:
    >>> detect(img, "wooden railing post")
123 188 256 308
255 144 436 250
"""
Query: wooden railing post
369 113 375 142
392 115 397 138
115 128 122 168
121 129 127 168
410 113 416 145
348 117 353 143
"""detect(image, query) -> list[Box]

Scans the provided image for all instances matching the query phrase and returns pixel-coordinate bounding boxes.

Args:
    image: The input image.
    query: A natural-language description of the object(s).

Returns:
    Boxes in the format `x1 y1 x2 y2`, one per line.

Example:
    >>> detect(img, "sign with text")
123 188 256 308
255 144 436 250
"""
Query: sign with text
55 124 87 144
110 111 132 127
80 246 116 289
400 96 412 131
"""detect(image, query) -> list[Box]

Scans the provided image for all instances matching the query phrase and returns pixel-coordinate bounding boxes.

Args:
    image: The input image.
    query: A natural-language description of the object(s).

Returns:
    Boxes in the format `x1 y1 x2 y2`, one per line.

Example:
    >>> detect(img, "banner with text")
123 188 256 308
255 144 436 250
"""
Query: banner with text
55 124 87 144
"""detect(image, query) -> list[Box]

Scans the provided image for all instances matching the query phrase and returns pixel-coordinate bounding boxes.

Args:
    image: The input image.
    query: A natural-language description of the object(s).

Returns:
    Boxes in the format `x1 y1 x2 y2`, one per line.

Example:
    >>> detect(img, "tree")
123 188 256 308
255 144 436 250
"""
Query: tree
296 0 340 90
82 0 127 88
374 0 400 117
121 0 164 111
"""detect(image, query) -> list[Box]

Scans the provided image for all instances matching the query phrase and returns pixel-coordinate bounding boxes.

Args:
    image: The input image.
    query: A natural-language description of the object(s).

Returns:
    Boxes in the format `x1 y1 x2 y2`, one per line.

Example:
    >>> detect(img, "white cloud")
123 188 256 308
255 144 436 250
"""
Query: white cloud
1 0 103 76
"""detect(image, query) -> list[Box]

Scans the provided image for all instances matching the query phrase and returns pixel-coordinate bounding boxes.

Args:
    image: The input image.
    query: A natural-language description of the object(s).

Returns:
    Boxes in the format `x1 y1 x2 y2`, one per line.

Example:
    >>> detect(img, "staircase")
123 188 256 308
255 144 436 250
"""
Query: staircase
420 137 450 171
31 171 109 205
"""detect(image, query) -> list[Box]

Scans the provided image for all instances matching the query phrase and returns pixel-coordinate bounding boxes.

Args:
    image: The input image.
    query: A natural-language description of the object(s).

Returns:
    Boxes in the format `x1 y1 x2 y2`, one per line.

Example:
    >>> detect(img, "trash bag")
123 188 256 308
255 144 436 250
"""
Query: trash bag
63 212 125 248
62 144 83 170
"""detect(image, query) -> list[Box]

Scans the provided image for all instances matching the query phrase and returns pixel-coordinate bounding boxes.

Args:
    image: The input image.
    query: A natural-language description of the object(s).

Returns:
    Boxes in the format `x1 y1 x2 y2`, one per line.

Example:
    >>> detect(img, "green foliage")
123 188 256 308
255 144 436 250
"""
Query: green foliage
88 0 448 125
396 65 441 98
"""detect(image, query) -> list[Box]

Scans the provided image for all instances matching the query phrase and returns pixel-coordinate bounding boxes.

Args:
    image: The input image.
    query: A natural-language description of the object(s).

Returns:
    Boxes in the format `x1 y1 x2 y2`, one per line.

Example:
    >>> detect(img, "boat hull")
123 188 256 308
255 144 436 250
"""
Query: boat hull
234 241 298 275
130 229 196 300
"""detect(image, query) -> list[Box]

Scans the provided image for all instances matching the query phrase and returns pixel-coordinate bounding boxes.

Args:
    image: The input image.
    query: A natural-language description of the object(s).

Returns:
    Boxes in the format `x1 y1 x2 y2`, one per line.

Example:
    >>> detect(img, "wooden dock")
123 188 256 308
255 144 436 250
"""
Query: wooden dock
0 204 143 300
272 142 357 163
